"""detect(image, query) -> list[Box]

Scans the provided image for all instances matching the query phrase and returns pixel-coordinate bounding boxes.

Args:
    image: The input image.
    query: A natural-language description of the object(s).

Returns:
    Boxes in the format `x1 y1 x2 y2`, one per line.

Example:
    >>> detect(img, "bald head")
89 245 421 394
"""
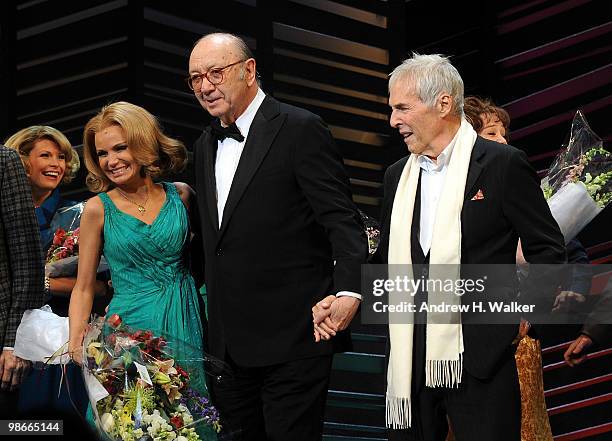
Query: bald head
193 33 254 61
188 33 259 125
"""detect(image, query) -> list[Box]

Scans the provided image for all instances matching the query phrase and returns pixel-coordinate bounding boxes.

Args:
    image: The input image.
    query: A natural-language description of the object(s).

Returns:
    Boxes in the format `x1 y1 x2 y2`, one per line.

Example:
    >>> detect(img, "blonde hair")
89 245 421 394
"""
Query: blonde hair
83 101 187 192
4 125 80 183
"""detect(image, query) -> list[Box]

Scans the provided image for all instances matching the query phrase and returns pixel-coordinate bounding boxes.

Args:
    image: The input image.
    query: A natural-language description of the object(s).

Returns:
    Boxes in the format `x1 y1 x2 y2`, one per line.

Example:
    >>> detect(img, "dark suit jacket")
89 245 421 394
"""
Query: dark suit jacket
0 146 45 348
192 96 368 367
376 137 566 379
581 277 612 345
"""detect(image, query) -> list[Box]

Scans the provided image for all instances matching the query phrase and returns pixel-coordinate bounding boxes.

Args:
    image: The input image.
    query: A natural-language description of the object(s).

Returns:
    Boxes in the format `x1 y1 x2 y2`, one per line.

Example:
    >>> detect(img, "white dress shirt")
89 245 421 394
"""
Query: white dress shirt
417 129 460 255
215 88 266 227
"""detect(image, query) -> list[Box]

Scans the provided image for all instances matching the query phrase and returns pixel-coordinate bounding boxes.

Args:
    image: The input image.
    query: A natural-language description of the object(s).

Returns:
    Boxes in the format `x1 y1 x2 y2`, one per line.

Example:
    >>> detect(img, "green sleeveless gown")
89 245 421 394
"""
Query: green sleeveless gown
99 183 204 346
88 182 216 440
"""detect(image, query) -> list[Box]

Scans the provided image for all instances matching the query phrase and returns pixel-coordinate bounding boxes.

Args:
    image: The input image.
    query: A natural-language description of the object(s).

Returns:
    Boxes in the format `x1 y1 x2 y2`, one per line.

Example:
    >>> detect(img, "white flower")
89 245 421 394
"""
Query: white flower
182 413 193 426
100 413 115 432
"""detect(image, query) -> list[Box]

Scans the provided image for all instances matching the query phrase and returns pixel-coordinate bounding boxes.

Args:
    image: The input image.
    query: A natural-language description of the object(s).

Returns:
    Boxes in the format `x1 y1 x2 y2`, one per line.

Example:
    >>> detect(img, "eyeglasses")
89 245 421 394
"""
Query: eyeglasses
186 59 247 91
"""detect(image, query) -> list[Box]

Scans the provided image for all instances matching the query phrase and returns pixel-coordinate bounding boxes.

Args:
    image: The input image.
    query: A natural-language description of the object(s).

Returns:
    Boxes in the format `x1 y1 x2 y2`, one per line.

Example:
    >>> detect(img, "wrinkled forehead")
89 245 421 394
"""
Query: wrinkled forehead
189 38 239 72
388 80 419 105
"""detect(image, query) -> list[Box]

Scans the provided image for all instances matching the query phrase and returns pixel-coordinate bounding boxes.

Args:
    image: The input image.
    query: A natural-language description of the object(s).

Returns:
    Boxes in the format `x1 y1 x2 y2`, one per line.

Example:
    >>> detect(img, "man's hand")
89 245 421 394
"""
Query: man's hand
312 295 361 342
564 334 593 367
328 296 360 332
553 291 586 313
313 295 336 342
0 350 31 391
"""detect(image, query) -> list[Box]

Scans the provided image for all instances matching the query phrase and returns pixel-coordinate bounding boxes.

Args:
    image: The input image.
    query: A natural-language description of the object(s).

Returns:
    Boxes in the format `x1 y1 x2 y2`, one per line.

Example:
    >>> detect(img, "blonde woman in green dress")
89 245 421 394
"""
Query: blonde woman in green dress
68 102 214 439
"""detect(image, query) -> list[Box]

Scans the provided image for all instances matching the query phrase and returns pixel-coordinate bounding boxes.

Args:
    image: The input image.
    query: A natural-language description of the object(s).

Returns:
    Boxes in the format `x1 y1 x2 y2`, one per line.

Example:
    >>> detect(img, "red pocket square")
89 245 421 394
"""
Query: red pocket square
471 189 485 201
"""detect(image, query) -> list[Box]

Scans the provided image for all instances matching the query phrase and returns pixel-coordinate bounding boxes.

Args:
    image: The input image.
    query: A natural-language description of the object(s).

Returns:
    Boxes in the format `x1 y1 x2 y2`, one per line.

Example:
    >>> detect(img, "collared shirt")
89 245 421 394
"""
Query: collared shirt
215 88 266 227
417 129 460 255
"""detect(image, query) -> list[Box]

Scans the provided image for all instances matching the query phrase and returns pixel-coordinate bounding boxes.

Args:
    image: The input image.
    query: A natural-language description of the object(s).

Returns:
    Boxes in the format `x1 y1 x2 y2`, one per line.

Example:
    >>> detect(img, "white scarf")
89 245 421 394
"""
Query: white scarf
386 118 477 428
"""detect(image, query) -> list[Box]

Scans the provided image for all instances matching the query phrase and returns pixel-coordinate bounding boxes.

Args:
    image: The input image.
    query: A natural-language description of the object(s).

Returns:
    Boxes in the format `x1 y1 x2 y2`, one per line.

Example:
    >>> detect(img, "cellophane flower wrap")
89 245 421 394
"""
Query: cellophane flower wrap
81 314 222 441
541 110 611 243
45 202 108 277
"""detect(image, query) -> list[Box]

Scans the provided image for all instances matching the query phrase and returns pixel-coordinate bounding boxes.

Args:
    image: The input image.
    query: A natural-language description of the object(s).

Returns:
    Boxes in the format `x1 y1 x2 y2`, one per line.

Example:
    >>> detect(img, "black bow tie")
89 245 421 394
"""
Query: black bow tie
211 119 245 142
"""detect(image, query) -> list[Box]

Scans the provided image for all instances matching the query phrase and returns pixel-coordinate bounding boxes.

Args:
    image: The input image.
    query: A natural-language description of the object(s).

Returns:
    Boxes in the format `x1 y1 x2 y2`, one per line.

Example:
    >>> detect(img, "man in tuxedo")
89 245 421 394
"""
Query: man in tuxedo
187 33 368 440
370 54 564 440
0 145 44 418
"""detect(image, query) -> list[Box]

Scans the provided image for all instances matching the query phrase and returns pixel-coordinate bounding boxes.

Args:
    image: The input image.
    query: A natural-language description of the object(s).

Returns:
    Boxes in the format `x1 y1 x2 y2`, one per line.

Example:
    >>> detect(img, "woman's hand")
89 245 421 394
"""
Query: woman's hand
68 343 83 365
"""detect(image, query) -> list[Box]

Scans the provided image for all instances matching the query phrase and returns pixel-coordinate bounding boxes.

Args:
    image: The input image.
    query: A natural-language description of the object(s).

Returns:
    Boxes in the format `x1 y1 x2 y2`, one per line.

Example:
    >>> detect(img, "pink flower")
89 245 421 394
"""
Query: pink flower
64 236 75 249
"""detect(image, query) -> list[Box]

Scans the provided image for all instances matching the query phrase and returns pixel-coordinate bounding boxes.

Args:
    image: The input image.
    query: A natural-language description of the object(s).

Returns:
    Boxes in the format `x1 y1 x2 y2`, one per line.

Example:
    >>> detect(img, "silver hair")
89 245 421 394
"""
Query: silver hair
388 53 464 116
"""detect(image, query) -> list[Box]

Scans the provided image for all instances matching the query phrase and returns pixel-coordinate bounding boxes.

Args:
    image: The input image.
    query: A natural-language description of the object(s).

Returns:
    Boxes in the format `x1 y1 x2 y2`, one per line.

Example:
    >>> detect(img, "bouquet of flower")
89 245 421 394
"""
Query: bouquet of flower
82 314 222 441
46 227 79 263
45 202 108 277
541 110 611 243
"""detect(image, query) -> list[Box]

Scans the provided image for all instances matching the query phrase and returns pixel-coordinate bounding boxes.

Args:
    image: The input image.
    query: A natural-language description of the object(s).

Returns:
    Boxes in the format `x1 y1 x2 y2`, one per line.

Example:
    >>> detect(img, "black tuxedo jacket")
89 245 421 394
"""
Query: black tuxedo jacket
376 137 566 379
192 96 368 367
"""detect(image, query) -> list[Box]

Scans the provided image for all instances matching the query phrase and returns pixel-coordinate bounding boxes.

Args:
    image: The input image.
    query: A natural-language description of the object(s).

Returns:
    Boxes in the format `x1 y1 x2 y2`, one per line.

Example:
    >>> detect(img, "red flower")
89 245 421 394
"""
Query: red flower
107 314 122 329
131 330 153 342
175 366 190 380
147 337 166 352
52 228 66 246
169 415 184 430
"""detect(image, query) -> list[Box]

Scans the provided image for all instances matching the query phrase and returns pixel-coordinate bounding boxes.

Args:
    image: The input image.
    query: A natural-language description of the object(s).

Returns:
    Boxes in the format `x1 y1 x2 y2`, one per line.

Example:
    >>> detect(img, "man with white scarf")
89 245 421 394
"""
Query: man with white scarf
377 54 565 440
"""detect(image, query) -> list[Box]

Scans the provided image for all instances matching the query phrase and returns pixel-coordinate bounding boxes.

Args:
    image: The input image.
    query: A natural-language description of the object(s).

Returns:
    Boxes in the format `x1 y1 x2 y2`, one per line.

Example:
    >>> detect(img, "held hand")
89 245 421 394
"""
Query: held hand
313 295 337 342
69 327 87 366
564 334 592 366
0 350 31 391
327 296 360 332
552 291 586 313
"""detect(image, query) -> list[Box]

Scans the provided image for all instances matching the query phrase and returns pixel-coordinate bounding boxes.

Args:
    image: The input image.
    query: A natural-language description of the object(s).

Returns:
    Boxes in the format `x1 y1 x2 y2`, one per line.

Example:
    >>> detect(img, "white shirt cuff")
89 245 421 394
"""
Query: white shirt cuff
3 347 14 351
336 291 362 301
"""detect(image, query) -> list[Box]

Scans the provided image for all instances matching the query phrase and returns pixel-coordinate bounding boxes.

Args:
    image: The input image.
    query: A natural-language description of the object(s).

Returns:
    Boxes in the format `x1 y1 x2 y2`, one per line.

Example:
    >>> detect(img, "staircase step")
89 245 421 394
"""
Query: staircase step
327 390 385 411
333 351 386 375
545 373 612 408
324 421 387 439
352 332 387 354
549 394 612 436
323 437 386 441
553 421 612 441
544 348 612 391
